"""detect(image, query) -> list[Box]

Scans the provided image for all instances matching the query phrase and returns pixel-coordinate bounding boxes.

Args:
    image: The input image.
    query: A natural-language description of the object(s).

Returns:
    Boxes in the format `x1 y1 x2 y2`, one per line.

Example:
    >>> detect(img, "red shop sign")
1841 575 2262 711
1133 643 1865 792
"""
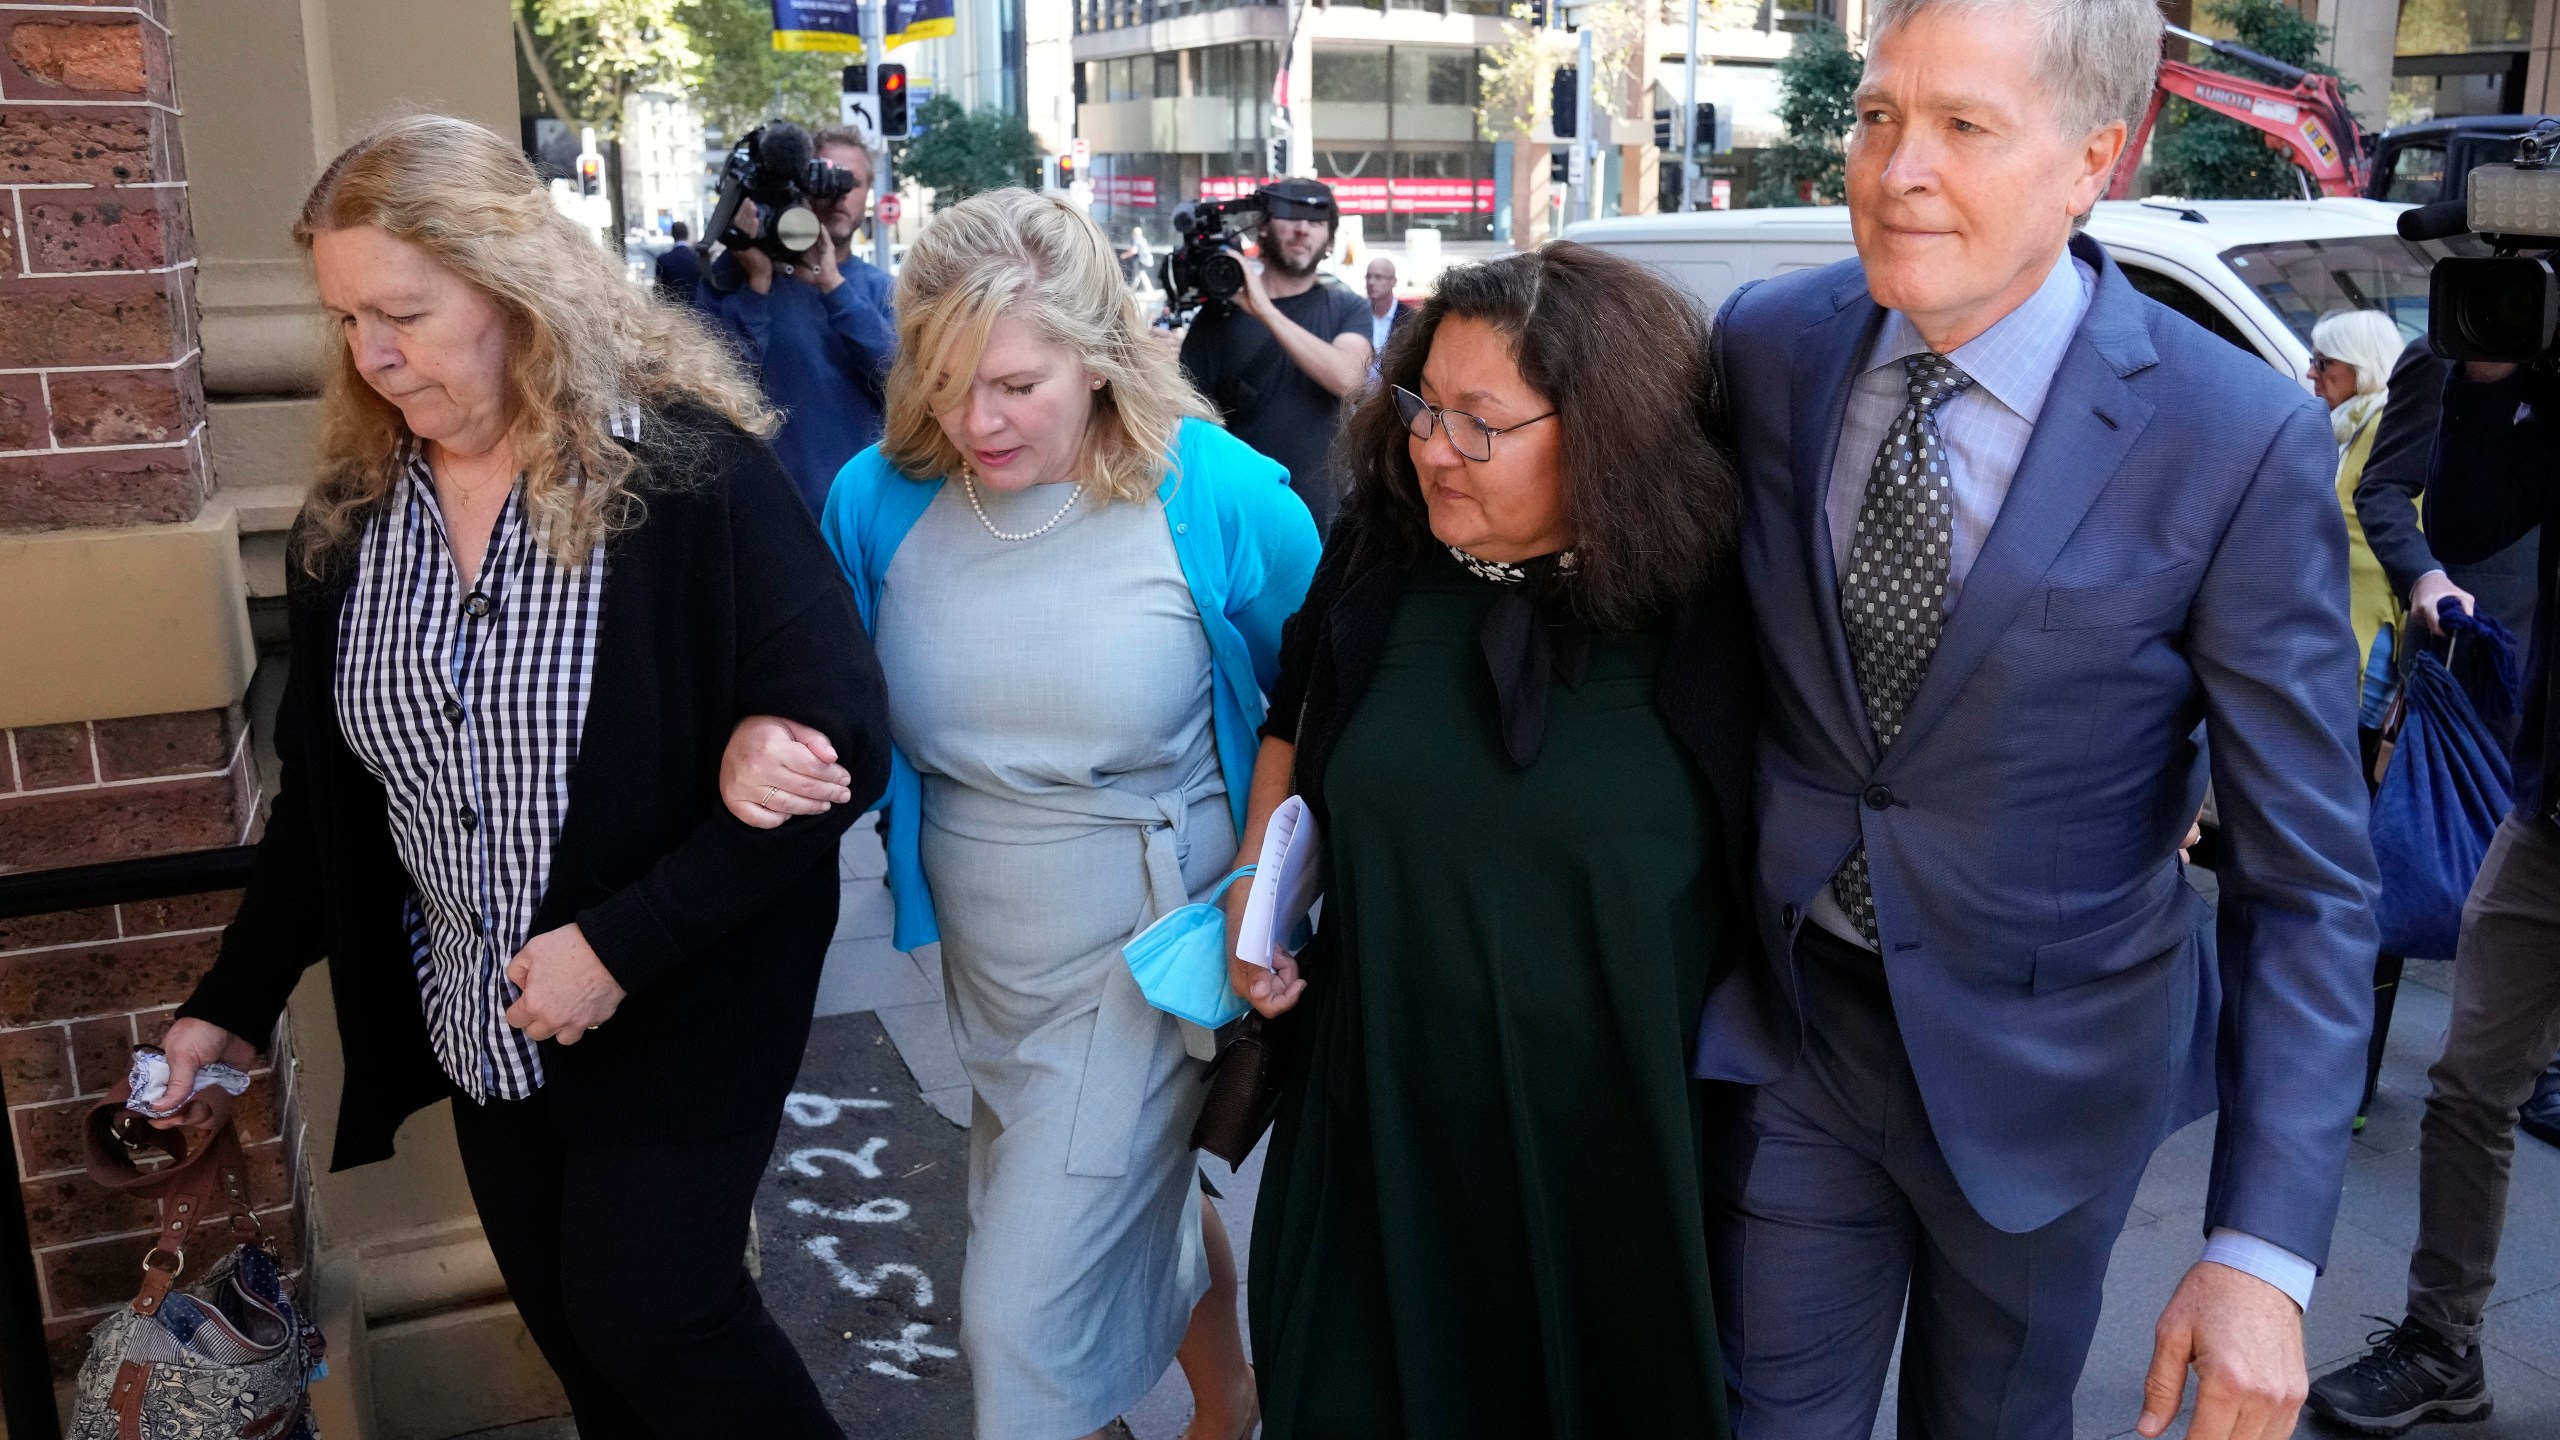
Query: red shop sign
1095 175 1158 208
1198 175 1492 215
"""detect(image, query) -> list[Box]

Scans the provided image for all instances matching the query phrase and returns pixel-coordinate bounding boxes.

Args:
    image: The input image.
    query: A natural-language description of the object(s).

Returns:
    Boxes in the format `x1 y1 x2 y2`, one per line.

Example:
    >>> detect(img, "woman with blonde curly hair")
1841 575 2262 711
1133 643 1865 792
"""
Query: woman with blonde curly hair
722 187 1320 1438
145 114 886 1438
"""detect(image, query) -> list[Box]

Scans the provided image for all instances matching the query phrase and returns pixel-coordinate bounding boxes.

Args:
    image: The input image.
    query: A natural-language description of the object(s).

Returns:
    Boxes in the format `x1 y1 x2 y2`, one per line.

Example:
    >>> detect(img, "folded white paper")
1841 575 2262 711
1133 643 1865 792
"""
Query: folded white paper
1235 794 1323 971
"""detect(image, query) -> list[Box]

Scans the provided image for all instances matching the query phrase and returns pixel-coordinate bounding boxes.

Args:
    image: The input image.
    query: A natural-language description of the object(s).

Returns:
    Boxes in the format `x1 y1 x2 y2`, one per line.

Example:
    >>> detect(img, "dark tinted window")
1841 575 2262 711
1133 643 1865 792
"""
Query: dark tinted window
2119 264 2261 358
2382 142 2447 204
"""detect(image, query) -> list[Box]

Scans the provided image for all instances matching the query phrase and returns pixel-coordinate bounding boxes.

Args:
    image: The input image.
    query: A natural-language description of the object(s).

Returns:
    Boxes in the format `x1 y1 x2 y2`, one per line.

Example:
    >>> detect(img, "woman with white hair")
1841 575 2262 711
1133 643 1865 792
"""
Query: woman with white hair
2311 306 2416 718
144 116 889 1436
723 187 1320 1439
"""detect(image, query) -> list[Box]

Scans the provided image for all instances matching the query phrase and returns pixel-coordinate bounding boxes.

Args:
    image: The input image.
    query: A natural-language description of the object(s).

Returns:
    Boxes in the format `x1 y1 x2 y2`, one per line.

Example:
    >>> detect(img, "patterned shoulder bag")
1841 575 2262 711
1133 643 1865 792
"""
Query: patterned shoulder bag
67 1083 323 1440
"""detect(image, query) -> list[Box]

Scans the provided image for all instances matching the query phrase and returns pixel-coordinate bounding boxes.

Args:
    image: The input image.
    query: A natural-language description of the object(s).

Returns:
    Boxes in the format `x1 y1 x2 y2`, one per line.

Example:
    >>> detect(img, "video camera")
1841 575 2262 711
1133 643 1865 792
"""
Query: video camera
2401 118 2560 365
705 122 860 265
1159 196 1265 319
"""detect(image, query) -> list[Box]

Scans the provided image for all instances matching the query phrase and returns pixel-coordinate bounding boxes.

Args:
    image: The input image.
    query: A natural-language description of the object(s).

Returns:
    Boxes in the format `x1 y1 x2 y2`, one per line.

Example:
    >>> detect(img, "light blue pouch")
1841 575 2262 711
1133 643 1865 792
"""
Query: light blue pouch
1122 867 1256 1031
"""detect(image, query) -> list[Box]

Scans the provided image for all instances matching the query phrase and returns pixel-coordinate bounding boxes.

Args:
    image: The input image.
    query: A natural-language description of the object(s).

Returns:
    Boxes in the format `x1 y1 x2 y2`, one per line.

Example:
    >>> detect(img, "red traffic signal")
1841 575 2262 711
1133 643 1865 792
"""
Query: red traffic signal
577 154 603 198
878 62 910 140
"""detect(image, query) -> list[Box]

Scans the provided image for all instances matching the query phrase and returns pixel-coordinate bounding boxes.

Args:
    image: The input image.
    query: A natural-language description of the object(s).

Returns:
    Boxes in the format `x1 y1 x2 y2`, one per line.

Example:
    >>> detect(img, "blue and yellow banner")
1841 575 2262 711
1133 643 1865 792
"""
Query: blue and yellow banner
771 0 954 55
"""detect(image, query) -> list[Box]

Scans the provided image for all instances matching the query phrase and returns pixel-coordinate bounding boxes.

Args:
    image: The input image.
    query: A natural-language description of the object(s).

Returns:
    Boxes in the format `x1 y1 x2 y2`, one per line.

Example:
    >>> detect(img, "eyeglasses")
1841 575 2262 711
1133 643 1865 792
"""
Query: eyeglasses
1392 386 1555 463
2308 354 2338 372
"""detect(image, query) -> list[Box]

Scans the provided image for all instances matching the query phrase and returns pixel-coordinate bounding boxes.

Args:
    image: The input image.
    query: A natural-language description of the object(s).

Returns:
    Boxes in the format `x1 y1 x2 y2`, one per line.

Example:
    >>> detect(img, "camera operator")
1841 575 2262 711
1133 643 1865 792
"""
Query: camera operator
1178 178 1372 535
2310 345 2560 1431
699 125 896 516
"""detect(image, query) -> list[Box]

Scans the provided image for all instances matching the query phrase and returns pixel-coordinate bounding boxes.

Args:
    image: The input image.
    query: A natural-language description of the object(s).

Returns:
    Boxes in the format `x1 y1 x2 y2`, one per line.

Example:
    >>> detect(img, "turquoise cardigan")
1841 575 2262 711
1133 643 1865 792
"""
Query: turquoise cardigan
820 416 1322 952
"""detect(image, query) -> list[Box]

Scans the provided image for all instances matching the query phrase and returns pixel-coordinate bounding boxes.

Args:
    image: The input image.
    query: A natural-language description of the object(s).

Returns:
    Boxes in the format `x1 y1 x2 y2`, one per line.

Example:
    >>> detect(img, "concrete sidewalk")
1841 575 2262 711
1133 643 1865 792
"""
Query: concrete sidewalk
788 827 2560 1438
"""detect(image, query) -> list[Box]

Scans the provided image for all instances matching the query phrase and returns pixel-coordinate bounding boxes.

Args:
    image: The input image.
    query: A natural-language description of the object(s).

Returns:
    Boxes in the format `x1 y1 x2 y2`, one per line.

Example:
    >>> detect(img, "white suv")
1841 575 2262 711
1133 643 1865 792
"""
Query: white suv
1566 198 2435 390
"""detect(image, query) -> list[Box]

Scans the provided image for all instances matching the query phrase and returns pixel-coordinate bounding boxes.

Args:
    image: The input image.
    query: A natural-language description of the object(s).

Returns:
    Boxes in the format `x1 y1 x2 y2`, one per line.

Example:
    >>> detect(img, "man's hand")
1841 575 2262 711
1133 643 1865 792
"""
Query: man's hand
2464 360 2519 385
504 924 626 1045
729 206 775 295
2138 1261 2307 1440
145 1018 258 1128
802 228 846 295
2410 570 2477 635
1228 243 1275 323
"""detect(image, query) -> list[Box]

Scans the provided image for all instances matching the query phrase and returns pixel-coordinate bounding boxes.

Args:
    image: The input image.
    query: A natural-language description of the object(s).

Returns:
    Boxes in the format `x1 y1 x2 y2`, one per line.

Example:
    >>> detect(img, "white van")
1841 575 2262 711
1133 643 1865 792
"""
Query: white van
1565 198 2436 388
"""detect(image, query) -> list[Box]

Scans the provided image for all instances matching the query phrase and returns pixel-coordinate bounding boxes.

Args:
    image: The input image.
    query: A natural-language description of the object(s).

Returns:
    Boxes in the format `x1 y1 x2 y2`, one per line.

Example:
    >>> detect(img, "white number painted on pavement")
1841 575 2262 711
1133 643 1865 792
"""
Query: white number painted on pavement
860 1321 959 1381
805 1235 935 1307
784 1138 889 1179
788 1196 911 1224
785 1092 893 1127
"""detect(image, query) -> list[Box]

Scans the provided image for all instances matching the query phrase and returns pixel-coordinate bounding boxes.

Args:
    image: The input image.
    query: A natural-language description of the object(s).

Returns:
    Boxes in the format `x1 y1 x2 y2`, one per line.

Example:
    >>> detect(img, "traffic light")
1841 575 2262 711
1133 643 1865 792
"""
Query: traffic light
1057 153 1077 188
577 152 603 198
1552 67 1577 139
1654 107 1673 150
1696 103 1721 155
878 63 910 140
1550 149 1568 186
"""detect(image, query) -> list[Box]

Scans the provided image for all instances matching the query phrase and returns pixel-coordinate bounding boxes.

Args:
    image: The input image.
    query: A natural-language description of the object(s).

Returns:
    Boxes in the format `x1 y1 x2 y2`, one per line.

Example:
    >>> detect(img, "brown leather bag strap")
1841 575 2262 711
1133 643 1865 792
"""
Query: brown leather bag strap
81 1082 256 1316
109 1358 149 1440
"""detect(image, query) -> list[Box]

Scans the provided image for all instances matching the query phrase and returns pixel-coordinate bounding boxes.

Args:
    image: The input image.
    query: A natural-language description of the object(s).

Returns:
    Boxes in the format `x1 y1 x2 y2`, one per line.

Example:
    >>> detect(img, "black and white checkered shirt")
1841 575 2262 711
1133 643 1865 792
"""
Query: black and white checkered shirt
336 420 628 1101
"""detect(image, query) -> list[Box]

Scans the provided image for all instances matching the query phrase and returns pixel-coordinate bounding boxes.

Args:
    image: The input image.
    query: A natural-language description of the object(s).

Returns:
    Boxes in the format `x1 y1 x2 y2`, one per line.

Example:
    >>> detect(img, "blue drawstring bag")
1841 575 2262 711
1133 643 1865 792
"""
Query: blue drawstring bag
2370 606 2518 960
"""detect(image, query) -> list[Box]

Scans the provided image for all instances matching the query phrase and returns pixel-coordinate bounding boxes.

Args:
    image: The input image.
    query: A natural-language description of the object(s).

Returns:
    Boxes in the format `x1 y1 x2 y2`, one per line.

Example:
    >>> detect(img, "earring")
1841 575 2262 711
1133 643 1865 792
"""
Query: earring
1090 378 1105 390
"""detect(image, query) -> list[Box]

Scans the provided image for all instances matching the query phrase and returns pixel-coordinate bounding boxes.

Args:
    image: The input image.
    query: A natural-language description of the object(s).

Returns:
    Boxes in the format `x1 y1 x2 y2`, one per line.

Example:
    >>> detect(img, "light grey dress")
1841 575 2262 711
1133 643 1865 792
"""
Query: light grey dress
875 478 1229 1440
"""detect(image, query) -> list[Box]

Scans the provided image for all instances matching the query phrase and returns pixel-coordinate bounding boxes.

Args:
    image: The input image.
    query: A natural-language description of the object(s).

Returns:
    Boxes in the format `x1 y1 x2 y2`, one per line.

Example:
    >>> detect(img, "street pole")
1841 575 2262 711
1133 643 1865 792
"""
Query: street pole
1681 0 1700 212
865 0 891 270
1577 25 1596 223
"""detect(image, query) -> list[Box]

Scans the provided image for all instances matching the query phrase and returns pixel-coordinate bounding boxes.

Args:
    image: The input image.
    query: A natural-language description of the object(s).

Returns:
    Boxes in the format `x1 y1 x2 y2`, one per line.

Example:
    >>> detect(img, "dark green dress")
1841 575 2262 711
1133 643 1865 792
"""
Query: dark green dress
1247 550 1732 1439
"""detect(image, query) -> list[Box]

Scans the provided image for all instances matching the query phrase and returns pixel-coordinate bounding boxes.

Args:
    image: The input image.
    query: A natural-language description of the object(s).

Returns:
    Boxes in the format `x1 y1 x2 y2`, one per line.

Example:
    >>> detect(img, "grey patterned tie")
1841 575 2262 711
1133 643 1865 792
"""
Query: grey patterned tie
1831 352 1974 945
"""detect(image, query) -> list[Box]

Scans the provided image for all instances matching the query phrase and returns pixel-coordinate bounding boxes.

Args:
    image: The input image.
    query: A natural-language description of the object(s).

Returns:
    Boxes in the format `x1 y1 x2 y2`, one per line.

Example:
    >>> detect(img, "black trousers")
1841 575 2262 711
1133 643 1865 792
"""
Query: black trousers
449 1090 843 1439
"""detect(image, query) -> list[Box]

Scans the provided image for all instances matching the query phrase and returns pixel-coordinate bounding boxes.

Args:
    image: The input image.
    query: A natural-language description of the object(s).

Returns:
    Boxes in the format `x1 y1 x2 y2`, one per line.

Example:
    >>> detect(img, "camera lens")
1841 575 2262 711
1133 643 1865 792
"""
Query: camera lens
772 206 826 255
807 163 857 202
2435 255 2559 363
1201 252 1246 299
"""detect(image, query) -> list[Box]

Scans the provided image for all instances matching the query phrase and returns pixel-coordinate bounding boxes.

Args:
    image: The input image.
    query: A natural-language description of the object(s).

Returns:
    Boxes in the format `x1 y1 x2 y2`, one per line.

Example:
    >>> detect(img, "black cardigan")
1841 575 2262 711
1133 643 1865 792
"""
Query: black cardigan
1260 514 1764 973
180 404 890 1168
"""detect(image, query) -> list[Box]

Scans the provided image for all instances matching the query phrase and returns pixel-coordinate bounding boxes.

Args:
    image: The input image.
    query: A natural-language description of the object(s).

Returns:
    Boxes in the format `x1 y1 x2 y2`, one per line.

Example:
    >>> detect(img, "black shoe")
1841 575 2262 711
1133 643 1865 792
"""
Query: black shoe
2308 1317 2492 1434
2519 1064 2560 1149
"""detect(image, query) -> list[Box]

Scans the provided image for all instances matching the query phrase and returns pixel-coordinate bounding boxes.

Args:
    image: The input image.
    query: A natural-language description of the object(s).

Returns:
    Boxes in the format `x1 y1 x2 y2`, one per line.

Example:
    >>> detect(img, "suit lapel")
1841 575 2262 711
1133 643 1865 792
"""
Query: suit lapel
1791 282 1888 766
1878 246 2161 766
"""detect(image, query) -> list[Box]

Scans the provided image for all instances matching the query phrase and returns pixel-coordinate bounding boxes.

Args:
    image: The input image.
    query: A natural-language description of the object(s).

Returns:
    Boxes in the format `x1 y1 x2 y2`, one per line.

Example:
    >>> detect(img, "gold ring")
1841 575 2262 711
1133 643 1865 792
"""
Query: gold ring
763 786 781 807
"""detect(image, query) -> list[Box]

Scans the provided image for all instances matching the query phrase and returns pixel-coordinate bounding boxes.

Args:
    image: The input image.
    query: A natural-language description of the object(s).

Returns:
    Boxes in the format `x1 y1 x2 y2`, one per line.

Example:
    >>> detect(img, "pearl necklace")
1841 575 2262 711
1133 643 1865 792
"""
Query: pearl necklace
961 473 1083 542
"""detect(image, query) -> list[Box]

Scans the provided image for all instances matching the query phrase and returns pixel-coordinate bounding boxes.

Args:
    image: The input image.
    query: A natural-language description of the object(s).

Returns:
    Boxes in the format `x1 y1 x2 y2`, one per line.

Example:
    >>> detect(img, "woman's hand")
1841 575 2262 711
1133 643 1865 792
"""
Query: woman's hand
504 923 625 1045
1228 950 1305 1019
145 1019 258 1129
1224 877 1306 1016
722 715 853 829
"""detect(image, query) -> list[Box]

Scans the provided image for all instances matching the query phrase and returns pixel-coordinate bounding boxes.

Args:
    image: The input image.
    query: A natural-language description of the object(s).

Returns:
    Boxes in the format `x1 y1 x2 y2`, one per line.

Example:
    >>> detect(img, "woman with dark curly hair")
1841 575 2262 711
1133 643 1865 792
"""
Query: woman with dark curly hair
1219 242 1760 1438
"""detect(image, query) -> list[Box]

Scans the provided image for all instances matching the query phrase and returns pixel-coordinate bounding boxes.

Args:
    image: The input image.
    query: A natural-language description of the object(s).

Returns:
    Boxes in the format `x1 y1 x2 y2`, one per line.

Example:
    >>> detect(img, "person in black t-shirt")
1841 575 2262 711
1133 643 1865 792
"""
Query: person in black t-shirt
1179 178 1373 535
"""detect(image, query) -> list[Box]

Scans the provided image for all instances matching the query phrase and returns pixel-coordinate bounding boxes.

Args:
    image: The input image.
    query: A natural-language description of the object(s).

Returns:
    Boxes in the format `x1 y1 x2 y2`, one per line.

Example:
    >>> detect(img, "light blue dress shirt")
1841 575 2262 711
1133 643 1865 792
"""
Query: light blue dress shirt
1806 248 2319 1312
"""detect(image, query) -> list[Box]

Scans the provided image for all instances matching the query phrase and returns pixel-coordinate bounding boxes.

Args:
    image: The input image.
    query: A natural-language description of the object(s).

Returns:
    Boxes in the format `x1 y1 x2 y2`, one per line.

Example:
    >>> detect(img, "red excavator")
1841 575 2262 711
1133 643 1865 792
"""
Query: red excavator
2108 23 2369 200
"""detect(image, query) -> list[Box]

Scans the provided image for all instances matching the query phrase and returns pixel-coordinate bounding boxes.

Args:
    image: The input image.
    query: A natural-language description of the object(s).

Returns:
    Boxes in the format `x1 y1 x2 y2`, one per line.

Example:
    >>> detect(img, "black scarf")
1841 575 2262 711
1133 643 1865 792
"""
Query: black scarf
1447 545 1590 767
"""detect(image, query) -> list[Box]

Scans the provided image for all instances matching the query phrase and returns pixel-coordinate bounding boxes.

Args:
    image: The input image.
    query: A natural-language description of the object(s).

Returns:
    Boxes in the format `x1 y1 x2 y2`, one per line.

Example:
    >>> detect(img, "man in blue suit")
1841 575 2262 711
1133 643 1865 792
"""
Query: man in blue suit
1697 1 2379 1437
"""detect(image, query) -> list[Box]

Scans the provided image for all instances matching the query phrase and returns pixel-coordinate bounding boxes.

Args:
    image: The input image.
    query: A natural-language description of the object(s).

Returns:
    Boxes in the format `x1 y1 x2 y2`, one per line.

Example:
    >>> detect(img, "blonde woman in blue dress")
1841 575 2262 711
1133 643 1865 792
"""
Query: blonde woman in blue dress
718 188 1320 1440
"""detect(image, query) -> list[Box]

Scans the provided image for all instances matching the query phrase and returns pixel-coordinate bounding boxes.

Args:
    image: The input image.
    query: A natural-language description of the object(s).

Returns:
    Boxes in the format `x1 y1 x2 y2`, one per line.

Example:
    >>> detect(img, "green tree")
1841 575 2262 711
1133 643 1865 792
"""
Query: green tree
516 0 700 138
2146 0 2334 199
897 96 1037 205
1747 23 1860 208
677 0 845 138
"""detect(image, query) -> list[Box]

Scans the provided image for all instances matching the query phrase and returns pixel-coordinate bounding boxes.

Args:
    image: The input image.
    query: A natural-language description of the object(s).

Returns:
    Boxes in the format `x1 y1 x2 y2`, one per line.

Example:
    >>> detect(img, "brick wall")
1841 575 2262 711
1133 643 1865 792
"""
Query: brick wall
0 709 295 1374
0 1 301 1387
0 0 208 534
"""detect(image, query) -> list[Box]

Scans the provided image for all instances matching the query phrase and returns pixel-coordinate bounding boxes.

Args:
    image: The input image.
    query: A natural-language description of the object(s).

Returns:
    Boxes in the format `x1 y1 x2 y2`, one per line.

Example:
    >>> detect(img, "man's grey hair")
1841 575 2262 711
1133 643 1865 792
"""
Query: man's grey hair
1867 0 2164 138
